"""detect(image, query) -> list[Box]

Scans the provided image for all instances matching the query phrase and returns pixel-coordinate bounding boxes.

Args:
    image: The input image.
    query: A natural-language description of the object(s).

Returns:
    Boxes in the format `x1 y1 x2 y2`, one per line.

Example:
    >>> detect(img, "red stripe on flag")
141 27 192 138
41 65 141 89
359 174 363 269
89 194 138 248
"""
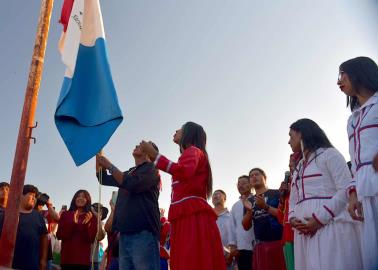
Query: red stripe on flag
59 0 75 32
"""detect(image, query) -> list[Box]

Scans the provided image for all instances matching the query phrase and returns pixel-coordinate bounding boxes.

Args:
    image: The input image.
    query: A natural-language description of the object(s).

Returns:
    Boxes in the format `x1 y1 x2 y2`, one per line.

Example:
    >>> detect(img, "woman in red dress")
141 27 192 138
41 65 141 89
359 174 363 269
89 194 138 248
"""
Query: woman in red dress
57 190 98 270
140 122 226 270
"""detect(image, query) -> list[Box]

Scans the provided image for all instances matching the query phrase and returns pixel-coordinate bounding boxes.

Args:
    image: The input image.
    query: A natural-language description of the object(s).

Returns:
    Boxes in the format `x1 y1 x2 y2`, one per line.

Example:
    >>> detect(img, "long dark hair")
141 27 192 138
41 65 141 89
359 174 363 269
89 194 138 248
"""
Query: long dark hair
290 119 333 153
69 189 92 212
180 122 213 199
339 56 378 111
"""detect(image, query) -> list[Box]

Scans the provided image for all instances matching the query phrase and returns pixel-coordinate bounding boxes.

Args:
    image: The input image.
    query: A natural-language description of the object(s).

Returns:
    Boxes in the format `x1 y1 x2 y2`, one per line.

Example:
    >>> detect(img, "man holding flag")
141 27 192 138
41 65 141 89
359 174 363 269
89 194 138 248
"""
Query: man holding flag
95 144 161 270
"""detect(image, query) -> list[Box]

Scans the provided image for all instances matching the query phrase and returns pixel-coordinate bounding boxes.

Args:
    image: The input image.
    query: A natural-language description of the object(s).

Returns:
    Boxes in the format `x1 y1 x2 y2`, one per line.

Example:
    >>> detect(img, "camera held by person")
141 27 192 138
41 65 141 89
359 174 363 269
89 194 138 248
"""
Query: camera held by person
35 192 50 208
35 192 60 222
91 203 109 221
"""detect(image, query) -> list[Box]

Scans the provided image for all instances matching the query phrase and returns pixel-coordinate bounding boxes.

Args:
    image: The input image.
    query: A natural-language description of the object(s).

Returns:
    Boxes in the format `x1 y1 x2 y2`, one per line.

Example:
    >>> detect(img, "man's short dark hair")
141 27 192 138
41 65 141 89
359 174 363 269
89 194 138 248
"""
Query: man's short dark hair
22 184 39 196
0 182 10 189
238 175 249 181
213 189 226 200
249 168 267 179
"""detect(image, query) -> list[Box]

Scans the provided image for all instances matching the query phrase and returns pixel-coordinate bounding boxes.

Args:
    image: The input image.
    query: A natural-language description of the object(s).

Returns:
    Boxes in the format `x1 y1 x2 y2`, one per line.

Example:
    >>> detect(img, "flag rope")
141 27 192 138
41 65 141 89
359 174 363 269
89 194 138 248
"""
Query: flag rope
91 166 103 270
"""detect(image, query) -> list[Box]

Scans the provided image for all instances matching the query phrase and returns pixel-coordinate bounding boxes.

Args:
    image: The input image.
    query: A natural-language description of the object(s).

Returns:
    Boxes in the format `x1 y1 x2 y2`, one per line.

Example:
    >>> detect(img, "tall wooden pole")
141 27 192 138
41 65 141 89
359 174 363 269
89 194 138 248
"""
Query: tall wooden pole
0 0 54 267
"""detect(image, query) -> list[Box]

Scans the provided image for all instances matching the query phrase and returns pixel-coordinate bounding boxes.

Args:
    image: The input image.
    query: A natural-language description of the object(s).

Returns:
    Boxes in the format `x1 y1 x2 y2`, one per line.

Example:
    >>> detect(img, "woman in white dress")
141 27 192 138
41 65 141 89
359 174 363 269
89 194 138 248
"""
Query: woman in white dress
338 56 378 270
288 118 362 270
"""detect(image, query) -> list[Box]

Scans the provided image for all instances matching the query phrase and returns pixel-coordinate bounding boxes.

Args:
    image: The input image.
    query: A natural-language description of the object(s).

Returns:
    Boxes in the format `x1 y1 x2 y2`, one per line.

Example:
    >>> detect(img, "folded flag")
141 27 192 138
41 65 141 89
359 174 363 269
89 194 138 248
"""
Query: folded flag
56 0 123 166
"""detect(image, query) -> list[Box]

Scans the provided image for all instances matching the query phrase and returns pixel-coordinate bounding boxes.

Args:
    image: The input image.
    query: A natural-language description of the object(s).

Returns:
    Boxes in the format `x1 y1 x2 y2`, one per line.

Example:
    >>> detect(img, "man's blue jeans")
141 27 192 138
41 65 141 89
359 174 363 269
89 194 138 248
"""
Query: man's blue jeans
119 230 160 270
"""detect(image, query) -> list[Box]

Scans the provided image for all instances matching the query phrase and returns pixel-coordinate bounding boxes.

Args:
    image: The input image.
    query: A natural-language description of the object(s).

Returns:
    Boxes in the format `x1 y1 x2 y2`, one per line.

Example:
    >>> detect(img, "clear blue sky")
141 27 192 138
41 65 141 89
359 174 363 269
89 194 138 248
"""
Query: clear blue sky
1 0 377 212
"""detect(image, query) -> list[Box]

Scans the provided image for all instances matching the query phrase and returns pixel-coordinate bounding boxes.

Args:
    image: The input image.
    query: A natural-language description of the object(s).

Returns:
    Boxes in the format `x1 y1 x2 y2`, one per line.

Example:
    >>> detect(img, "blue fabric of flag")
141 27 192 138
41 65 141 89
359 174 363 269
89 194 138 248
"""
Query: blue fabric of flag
55 38 123 166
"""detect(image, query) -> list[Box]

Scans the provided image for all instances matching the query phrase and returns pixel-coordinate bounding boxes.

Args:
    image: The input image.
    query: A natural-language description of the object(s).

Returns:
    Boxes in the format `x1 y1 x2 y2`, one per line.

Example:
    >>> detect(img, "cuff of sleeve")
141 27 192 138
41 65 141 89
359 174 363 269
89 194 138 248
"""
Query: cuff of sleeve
312 208 331 225
155 154 173 173
312 213 325 226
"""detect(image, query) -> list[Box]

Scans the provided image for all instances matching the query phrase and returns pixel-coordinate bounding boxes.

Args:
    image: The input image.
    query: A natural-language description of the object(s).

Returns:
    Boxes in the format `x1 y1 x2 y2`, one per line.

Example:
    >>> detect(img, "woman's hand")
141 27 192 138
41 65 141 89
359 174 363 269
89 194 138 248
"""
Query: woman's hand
289 217 307 234
139 140 158 161
348 191 364 221
295 217 322 237
82 211 93 225
289 217 302 228
73 210 79 224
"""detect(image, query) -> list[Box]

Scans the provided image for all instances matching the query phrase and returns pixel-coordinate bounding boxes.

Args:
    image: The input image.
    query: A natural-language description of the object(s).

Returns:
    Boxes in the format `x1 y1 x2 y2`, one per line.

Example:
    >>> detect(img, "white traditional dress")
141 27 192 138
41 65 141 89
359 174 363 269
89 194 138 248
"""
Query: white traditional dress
289 148 362 270
347 92 378 270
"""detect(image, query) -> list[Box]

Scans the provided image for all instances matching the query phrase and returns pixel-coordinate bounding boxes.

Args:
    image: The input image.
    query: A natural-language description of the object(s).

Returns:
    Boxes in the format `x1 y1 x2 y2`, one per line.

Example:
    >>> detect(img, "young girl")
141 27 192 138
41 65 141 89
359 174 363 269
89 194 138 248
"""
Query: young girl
57 190 98 270
338 56 378 270
288 118 362 270
140 122 226 270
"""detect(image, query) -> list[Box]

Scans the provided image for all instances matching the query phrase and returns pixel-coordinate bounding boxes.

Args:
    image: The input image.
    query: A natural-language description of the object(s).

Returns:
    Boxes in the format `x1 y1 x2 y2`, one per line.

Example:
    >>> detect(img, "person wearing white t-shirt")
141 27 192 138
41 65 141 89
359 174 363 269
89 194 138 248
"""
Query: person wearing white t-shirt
228 176 255 270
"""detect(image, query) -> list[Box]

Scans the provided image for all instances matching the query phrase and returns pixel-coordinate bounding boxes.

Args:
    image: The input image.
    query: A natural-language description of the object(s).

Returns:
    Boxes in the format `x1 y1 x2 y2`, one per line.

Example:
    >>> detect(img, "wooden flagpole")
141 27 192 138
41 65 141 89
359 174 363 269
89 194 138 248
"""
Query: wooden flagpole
0 0 54 267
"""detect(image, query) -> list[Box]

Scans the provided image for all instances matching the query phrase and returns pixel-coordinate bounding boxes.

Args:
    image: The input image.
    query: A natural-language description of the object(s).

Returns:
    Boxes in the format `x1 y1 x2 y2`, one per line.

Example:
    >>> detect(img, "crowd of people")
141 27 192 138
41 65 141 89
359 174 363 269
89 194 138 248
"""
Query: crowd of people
0 56 377 270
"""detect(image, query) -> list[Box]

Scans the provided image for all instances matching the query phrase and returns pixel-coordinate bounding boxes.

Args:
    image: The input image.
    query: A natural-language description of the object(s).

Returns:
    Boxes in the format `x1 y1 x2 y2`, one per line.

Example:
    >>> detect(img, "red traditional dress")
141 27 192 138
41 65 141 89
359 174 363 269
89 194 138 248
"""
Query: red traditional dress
155 146 226 270
57 211 98 267
277 194 294 270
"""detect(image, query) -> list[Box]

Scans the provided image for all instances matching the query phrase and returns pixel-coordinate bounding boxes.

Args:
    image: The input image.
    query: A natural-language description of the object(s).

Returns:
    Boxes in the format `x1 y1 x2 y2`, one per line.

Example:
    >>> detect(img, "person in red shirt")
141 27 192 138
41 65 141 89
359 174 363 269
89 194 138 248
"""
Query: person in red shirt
57 189 98 270
140 121 226 270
